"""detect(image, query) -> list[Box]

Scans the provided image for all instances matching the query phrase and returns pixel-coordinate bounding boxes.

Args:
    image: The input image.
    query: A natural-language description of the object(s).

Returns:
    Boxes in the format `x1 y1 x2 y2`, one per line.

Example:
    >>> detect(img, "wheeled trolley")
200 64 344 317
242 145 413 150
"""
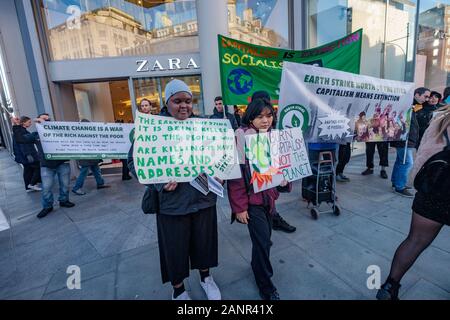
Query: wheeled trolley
301 151 340 220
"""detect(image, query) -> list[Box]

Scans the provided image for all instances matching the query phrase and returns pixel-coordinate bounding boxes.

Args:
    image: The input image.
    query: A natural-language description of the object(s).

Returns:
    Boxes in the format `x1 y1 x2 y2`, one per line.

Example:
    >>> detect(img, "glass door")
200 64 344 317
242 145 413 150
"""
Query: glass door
72 79 132 174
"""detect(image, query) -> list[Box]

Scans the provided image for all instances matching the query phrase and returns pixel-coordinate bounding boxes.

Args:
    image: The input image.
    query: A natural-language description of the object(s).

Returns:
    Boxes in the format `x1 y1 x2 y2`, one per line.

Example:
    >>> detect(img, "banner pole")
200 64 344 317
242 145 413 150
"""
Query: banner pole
403 139 408 165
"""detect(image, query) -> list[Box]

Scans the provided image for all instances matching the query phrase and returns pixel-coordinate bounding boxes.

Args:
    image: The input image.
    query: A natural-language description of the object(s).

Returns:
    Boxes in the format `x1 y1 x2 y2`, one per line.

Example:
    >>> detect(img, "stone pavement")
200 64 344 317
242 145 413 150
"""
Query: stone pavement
0 148 449 300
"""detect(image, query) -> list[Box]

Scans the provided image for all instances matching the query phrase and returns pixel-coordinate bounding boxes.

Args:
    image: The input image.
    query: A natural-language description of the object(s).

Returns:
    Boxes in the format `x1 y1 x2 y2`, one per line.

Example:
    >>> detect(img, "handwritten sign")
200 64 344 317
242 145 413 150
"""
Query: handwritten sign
133 112 241 184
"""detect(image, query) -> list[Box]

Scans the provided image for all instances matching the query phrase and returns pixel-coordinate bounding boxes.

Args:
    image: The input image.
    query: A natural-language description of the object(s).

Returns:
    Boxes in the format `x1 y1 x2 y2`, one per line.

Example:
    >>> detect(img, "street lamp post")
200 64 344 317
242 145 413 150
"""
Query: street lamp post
381 23 410 81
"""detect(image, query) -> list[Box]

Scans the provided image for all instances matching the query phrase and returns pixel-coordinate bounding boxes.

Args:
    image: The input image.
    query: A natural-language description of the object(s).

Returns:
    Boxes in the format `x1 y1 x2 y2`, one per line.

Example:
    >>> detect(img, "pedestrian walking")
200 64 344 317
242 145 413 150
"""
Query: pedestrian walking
72 119 110 195
377 106 450 300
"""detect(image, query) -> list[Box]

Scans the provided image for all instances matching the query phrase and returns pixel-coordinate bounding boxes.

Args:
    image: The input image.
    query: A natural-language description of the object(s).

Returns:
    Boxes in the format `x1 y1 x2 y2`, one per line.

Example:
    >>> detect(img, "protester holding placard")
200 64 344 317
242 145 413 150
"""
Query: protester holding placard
14 113 75 218
227 98 292 301
139 79 222 301
250 91 296 233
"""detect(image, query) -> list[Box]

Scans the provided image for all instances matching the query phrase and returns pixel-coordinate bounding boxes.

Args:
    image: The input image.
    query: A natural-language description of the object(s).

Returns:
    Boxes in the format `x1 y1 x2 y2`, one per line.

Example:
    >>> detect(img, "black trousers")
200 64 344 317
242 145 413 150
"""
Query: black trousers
121 159 130 179
336 143 351 175
156 206 218 285
23 162 41 188
247 205 276 296
365 142 389 169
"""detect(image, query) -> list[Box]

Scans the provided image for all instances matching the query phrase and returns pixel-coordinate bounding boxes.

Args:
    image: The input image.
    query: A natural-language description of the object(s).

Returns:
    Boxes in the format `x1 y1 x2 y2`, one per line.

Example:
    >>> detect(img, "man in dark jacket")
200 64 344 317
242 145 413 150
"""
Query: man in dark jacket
390 87 429 197
14 113 75 218
210 96 238 131
234 105 242 127
416 91 442 146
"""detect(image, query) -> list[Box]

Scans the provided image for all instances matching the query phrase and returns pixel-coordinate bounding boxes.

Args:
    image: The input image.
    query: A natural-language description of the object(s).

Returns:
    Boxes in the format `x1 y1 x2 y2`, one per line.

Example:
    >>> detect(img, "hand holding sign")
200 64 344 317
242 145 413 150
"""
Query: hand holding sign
163 181 178 192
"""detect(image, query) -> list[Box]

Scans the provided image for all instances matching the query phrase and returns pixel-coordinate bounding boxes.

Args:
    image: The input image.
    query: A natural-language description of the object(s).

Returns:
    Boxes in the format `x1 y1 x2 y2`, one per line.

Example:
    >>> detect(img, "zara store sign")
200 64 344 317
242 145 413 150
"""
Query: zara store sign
136 57 200 73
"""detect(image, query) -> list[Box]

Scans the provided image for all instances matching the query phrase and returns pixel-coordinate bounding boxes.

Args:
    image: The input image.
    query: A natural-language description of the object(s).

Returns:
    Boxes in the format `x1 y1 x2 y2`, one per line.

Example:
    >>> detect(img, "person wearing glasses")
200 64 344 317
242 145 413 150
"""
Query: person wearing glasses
416 91 442 147
210 96 238 131
390 87 429 198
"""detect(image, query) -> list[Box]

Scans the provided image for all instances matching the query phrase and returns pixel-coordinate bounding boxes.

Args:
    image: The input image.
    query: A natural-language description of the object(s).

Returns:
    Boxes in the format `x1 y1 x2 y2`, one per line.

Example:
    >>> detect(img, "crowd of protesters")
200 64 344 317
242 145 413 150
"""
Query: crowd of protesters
8 79 449 301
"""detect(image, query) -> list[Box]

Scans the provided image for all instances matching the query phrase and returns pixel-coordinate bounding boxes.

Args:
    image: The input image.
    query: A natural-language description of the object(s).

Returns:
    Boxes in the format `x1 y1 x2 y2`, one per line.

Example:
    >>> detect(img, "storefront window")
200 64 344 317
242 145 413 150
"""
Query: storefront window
0 45 15 152
73 80 132 123
227 0 290 48
133 75 204 116
40 0 199 61
307 0 417 81
417 1 450 94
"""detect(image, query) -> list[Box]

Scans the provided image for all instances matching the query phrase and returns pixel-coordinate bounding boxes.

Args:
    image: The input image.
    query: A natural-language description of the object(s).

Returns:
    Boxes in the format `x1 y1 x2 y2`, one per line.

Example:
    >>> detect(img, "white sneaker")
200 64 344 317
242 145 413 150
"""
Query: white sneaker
28 184 42 191
172 290 192 300
200 276 221 300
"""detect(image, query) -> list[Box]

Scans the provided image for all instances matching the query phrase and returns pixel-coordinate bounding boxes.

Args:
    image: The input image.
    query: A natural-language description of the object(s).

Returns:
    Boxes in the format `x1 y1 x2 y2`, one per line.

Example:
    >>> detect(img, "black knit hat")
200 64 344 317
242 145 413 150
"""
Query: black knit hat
251 90 271 102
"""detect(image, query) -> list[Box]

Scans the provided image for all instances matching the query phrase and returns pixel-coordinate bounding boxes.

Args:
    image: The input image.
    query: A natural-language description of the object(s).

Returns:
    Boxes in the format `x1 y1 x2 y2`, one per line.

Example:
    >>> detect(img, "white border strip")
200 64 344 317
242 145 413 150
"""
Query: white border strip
0 207 10 232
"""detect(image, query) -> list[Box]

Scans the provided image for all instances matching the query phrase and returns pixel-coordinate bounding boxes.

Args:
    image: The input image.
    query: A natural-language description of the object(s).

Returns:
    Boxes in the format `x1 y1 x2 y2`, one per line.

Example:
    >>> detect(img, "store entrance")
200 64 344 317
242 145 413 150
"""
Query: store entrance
72 79 132 175
73 80 132 123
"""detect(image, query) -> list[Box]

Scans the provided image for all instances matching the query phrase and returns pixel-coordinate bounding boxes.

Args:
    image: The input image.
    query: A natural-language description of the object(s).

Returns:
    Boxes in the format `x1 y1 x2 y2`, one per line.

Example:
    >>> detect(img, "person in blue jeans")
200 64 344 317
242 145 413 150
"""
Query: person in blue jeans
390 147 414 197
72 119 110 195
15 113 75 218
390 88 424 198
41 162 72 209
72 159 109 195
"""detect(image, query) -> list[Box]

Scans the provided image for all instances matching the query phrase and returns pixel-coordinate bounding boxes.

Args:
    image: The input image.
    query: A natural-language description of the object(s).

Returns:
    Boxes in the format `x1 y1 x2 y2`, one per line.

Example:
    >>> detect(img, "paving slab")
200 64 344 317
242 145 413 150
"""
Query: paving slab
75 213 157 258
401 278 450 300
271 245 363 300
43 272 116 300
45 255 118 294
116 246 171 300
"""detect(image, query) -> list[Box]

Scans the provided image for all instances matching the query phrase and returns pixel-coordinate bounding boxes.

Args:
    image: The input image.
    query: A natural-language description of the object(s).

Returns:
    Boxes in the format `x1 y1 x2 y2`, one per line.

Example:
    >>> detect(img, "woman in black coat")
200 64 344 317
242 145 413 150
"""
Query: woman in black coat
12 116 41 191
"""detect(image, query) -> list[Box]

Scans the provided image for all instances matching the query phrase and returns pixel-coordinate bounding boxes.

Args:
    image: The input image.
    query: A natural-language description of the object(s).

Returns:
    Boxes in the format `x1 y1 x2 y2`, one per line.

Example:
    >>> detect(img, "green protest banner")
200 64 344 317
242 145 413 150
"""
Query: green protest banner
218 29 362 105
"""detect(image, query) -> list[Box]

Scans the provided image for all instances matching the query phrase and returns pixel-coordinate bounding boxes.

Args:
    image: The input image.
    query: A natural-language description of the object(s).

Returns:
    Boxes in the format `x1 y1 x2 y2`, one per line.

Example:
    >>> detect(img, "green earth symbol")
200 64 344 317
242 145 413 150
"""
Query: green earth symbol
227 69 253 95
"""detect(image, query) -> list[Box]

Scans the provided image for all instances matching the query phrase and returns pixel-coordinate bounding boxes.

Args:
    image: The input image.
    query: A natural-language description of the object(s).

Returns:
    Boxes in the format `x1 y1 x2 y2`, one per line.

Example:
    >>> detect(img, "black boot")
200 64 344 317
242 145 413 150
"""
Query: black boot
272 215 296 233
37 207 53 219
376 278 401 300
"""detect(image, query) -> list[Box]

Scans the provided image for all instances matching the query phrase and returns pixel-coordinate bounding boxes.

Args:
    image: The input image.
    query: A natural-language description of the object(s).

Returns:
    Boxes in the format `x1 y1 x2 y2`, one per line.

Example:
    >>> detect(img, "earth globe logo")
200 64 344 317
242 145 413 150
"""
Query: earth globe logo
227 69 253 95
